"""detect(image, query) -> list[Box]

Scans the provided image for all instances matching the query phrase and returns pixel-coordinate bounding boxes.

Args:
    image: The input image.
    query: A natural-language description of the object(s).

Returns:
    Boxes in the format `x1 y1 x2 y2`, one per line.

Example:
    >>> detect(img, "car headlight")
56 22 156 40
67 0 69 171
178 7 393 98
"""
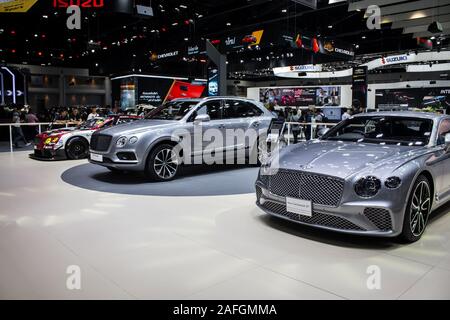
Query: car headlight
116 136 128 148
355 176 381 198
385 176 402 189
129 136 138 144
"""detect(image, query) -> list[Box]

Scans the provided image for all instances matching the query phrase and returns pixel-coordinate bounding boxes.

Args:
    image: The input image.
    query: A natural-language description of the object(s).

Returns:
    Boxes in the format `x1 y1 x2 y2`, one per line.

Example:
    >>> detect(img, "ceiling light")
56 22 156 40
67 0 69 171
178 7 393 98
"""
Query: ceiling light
282 9 287 13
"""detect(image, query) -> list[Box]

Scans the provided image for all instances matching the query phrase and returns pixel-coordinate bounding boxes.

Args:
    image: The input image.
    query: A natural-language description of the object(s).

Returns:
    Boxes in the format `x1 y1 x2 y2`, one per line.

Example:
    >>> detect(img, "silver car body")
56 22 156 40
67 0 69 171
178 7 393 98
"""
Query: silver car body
256 111 450 237
89 97 275 171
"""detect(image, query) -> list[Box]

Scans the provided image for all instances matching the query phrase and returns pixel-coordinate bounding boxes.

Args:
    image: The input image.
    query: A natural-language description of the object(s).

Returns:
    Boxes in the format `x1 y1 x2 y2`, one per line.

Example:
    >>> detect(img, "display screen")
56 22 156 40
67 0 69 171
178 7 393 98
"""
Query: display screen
375 87 450 111
120 84 136 111
323 108 342 121
259 86 341 107
208 66 219 96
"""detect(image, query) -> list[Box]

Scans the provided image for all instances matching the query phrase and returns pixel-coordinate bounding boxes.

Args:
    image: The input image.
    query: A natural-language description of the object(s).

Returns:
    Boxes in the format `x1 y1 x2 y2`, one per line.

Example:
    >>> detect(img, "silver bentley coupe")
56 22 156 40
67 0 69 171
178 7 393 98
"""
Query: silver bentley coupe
256 112 450 242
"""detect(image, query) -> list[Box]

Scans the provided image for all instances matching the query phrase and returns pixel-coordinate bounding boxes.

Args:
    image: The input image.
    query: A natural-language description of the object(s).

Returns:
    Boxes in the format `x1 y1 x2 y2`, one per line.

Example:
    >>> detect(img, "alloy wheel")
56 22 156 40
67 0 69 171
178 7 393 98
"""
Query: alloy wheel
410 180 431 237
153 148 179 180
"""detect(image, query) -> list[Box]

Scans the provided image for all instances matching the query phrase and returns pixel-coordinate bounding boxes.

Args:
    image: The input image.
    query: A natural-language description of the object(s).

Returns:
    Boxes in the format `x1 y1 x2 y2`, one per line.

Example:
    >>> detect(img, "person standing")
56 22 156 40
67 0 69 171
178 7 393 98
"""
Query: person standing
288 109 302 144
25 108 39 140
341 108 352 121
12 107 31 148
87 107 99 120
70 108 82 122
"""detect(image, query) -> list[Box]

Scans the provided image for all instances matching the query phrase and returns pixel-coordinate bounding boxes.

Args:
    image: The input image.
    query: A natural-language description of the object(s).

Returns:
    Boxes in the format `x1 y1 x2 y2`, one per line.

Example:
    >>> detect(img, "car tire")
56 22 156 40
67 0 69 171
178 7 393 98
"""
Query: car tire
400 175 432 243
66 137 89 160
145 144 180 182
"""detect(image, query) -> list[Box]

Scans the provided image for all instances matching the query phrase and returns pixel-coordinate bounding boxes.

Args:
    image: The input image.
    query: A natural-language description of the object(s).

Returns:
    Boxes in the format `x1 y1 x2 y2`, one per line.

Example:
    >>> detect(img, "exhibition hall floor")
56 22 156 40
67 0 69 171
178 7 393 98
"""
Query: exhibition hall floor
1 151 450 300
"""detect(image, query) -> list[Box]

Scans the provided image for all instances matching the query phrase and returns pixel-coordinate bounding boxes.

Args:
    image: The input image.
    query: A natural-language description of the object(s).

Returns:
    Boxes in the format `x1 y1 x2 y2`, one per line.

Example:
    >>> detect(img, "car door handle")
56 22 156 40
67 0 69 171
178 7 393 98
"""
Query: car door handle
218 124 226 129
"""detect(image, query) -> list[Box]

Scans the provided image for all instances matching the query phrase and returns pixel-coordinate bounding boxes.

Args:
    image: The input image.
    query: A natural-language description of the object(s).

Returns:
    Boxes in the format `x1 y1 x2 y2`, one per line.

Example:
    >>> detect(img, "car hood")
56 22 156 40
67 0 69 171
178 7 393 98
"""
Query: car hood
38 127 76 138
98 119 177 136
276 140 426 179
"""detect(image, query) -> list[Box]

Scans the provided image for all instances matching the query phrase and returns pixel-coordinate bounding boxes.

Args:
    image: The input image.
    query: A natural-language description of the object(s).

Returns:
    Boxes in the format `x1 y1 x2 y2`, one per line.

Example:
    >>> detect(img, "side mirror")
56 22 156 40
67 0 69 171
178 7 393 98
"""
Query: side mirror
194 114 210 124
445 133 450 145
317 128 330 138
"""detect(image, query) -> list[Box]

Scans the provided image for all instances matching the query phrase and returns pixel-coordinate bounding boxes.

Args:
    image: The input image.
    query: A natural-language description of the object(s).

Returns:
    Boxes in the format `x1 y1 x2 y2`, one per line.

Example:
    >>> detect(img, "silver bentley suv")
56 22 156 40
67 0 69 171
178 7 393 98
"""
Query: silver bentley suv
89 97 275 181
256 111 450 242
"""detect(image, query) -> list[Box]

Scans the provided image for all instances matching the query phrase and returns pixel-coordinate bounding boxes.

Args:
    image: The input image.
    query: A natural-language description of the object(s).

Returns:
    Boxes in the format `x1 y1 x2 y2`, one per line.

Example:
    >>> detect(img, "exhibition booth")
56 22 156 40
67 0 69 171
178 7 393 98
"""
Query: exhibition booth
1 0 450 305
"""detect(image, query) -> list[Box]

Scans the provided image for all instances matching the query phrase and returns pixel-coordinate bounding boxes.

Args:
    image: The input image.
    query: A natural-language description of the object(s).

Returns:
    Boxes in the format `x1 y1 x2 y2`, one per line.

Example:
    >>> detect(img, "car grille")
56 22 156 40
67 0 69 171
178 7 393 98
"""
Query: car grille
262 200 365 231
266 169 344 207
364 208 392 231
90 134 112 152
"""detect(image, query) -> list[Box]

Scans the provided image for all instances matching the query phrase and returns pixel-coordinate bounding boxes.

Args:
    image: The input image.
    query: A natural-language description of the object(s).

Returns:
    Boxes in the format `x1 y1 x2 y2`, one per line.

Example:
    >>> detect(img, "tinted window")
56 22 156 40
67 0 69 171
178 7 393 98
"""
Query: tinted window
223 100 263 119
146 101 198 121
323 116 433 146
195 100 223 120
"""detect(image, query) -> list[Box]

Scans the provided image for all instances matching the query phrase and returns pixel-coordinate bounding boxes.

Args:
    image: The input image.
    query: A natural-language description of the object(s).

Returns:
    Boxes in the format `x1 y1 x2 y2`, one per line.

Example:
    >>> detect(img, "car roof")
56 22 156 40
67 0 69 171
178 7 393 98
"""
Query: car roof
353 111 445 120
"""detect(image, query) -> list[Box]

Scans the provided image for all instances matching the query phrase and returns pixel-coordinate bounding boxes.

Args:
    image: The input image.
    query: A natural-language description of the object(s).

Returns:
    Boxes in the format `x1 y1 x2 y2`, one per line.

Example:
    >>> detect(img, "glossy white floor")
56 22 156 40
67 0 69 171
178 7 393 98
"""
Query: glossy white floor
1 151 450 300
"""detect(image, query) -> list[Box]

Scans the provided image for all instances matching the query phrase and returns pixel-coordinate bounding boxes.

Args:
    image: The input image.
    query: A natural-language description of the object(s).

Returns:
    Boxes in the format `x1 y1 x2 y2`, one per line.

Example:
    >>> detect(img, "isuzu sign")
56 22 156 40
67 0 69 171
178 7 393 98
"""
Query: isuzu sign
53 0 104 8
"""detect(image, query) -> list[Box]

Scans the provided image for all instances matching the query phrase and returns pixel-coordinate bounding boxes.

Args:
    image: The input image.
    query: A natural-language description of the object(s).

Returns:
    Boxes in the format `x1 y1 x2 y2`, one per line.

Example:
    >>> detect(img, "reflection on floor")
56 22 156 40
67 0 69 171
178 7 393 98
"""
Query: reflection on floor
0 151 449 299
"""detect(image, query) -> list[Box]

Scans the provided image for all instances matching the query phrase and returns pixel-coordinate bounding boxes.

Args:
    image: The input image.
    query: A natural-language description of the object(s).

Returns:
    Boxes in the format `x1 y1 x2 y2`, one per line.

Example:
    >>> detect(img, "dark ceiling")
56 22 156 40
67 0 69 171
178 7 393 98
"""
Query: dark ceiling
0 0 447 80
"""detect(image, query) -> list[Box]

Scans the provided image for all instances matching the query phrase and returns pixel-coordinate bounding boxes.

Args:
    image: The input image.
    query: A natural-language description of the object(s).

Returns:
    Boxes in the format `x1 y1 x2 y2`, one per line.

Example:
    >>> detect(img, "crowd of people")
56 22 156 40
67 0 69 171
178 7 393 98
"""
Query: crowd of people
0 104 125 148
266 102 366 143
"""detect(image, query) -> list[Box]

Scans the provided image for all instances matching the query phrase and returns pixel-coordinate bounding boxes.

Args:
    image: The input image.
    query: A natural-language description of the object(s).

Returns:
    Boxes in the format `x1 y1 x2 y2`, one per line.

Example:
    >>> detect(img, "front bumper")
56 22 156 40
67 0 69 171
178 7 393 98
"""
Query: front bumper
255 182 400 237
89 149 141 171
29 147 66 161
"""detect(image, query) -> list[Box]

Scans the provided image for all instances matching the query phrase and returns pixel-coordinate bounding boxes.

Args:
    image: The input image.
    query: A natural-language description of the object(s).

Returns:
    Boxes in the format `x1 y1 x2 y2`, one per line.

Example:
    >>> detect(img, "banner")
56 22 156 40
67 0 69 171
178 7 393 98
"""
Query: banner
352 66 368 110
259 86 341 107
0 0 38 13
221 29 265 53
375 87 450 112
319 39 355 59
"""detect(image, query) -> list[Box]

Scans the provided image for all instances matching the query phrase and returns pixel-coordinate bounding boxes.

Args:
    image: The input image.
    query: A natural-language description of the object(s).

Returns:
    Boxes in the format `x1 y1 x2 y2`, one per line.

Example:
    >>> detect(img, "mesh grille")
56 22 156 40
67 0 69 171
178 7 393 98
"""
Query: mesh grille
364 208 392 231
90 134 112 152
267 169 344 207
262 201 365 231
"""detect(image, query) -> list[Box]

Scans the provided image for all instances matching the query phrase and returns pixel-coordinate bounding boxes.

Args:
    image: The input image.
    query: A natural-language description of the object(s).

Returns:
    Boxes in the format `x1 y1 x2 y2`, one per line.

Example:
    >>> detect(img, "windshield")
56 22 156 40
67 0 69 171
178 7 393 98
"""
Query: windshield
146 101 198 121
322 116 433 146
77 118 105 129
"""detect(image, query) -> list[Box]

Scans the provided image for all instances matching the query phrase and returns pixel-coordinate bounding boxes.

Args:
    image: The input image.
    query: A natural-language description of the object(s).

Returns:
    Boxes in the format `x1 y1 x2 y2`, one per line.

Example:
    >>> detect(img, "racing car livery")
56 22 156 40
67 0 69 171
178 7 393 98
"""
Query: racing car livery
31 115 141 160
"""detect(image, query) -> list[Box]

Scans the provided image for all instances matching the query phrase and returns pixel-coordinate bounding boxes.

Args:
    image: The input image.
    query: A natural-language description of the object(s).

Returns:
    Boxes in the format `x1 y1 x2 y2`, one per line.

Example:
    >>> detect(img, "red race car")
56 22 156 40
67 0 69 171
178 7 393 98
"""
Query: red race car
242 35 257 45
31 115 141 160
